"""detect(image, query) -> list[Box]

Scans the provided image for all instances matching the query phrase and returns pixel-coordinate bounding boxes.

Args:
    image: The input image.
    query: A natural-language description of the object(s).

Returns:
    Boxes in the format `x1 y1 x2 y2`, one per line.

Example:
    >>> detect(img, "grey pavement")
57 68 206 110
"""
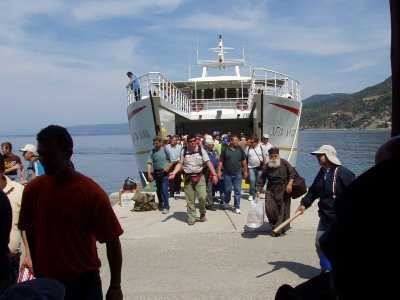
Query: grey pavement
99 194 321 299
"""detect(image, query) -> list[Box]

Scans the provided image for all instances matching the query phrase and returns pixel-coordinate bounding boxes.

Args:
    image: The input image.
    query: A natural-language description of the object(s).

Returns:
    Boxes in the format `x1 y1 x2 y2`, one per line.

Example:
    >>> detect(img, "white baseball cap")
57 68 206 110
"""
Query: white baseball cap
205 136 214 145
263 134 270 139
20 144 38 155
311 145 341 166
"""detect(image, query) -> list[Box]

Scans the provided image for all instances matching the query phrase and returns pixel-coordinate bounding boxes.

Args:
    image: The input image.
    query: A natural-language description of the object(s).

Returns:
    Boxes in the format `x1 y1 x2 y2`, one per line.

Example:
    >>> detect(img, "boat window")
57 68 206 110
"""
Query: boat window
216 88 225 99
242 88 248 98
227 88 236 98
195 89 202 99
204 89 213 99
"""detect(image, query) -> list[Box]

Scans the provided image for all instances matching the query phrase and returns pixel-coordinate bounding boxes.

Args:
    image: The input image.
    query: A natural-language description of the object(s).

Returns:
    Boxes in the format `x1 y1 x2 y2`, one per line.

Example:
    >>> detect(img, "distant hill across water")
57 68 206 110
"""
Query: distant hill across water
2 77 392 136
67 123 129 136
301 77 392 129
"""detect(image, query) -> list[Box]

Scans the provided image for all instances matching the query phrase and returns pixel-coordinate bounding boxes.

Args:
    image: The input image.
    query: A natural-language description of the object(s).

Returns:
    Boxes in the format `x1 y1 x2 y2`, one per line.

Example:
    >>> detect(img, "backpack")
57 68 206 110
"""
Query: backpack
281 159 307 199
132 192 158 211
182 145 203 158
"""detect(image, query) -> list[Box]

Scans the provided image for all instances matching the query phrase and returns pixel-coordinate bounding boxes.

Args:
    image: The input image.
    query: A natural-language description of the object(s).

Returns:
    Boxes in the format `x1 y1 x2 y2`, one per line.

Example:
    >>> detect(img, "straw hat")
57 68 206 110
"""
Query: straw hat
311 145 341 166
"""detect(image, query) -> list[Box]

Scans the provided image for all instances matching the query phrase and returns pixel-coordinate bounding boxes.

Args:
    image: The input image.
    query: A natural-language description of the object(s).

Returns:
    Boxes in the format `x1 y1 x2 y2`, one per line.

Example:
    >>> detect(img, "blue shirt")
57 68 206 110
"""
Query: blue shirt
25 159 45 182
165 144 182 162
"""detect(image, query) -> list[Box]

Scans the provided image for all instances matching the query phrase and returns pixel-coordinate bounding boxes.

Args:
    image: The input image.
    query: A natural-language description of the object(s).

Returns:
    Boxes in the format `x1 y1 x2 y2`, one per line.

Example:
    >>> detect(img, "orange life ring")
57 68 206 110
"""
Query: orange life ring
236 100 248 111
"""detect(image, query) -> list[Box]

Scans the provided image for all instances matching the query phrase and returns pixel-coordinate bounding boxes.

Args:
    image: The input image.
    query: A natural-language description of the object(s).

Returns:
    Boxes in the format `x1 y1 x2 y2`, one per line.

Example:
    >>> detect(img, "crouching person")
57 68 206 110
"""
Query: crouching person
257 147 295 237
168 134 218 225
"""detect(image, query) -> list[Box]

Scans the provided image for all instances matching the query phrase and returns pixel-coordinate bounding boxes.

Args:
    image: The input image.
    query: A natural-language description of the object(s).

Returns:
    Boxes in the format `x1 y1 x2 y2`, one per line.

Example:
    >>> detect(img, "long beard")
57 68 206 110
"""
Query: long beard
268 158 281 168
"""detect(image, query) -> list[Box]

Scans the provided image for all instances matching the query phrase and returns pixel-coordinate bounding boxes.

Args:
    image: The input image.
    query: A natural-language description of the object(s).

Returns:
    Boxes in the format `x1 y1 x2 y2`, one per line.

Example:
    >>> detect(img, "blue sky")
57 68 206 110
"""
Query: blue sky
0 0 391 133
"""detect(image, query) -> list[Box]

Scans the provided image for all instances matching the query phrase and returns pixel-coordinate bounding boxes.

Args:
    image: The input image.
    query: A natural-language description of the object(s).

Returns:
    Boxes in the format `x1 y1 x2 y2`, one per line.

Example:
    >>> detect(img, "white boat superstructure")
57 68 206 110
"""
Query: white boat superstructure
126 36 302 177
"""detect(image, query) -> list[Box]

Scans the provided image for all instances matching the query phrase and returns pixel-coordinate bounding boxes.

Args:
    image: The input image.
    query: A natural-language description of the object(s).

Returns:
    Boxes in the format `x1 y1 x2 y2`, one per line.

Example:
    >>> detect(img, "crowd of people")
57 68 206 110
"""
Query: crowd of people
2 123 397 299
146 132 274 220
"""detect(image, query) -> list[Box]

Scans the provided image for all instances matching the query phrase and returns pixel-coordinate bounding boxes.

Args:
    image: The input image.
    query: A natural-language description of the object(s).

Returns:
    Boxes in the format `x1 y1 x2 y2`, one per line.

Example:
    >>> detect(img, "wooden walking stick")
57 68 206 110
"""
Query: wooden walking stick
273 211 303 234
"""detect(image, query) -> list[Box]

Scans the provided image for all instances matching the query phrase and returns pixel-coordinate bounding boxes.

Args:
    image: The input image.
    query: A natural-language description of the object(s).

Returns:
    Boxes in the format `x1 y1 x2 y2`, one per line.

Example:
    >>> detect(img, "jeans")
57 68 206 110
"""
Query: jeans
9 253 20 285
155 172 170 210
60 271 103 300
224 172 243 209
316 222 332 272
248 167 261 198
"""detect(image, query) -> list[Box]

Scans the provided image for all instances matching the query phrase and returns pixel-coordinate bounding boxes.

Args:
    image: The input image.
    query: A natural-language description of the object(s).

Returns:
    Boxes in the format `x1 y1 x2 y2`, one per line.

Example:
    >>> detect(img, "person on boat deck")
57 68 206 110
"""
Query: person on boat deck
147 136 171 214
165 135 183 197
257 147 295 236
18 125 123 300
1 142 23 182
19 144 44 184
245 136 265 201
295 145 355 273
168 134 218 225
218 135 248 214
126 71 140 101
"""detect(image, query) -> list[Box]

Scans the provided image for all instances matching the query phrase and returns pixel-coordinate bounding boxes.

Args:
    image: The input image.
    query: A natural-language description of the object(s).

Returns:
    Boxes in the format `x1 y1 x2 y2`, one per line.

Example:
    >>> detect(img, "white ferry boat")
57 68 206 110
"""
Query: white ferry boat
126 36 302 179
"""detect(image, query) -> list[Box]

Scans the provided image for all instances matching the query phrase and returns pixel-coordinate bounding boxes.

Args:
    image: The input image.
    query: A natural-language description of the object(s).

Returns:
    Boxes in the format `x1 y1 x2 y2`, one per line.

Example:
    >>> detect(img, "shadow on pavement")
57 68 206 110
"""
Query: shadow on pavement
256 261 320 279
161 212 187 223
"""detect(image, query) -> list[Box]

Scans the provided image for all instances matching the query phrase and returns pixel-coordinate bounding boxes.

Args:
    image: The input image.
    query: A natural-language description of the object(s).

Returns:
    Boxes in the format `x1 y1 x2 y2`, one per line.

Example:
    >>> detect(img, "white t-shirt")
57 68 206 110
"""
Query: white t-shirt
180 146 210 174
244 145 264 168
120 192 135 209
260 142 273 162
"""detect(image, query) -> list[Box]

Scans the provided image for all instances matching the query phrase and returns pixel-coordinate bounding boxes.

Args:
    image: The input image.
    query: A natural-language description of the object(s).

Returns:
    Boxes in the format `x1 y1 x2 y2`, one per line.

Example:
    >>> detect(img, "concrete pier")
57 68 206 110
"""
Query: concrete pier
99 196 320 299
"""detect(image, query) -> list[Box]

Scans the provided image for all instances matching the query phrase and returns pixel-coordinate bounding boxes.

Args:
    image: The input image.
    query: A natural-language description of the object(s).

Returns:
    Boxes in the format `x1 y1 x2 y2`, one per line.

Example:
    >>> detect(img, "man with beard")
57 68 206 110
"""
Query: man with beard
257 147 295 237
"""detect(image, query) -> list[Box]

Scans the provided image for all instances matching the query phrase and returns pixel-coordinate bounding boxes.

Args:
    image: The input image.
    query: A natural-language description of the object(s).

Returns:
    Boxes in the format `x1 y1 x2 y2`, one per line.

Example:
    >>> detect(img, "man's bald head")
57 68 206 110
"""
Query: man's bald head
375 135 400 164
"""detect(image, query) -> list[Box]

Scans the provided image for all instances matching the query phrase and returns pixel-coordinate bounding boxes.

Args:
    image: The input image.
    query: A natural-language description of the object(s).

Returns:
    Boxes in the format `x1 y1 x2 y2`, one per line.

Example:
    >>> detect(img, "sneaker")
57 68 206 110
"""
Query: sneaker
234 208 241 214
248 195 253 201
162 209 169 214
198 213 207 222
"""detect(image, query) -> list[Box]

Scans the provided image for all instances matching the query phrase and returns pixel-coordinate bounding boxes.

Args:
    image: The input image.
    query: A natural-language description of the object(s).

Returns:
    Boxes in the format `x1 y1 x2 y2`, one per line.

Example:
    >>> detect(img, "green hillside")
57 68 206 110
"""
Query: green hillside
301 77 392 129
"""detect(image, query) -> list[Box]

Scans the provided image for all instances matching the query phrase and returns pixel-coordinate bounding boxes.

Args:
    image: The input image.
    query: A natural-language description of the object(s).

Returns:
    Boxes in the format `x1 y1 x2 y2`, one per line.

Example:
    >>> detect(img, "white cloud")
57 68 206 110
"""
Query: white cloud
340 61 376 72
72 0 183 21
264 25 360 56
179 13 260 31
0 0 64 44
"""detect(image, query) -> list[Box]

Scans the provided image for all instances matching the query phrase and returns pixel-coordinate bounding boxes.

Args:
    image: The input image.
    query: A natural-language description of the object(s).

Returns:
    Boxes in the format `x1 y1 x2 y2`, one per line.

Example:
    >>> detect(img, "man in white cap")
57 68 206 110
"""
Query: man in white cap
296 145 355 273
20 144 44 184
260 134 273 162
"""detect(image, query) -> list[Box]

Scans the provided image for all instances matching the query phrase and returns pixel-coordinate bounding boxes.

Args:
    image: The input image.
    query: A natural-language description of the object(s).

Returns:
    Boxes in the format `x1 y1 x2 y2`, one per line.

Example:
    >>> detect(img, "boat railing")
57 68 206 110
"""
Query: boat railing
251 68 301 101
127 72 192 115
190 98 250 111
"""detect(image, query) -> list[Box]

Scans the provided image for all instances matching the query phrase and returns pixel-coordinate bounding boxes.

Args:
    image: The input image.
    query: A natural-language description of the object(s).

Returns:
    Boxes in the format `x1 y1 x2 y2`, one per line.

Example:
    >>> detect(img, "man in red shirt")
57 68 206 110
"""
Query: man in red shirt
18 125 123 300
